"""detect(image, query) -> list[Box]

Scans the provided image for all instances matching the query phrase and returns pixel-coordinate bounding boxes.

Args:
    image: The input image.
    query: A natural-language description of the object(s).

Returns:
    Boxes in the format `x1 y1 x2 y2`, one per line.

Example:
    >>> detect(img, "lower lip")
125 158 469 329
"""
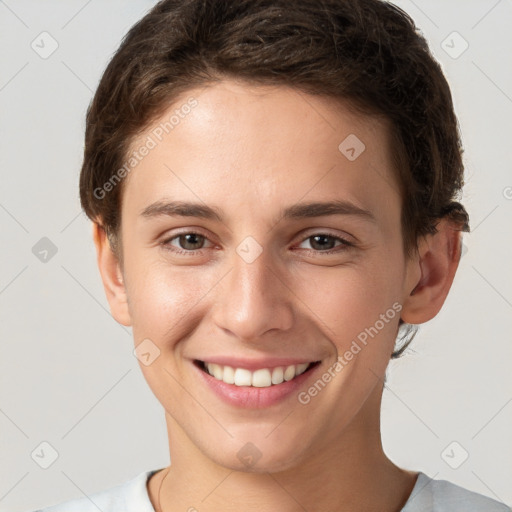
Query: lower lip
194 362 320 408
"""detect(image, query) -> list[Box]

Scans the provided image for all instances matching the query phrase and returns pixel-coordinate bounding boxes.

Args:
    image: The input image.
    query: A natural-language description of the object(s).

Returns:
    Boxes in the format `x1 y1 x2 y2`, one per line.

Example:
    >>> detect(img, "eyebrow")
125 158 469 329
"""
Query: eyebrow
139 199 377 224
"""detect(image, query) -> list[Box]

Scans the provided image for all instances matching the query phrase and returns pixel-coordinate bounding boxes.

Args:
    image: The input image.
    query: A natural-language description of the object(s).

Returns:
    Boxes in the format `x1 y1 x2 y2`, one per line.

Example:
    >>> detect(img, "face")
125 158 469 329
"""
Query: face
114 80 418 472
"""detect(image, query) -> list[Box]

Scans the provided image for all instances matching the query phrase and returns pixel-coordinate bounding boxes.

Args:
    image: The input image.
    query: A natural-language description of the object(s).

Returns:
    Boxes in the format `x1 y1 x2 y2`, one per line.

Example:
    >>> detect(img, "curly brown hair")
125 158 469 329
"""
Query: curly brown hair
79 0 470 357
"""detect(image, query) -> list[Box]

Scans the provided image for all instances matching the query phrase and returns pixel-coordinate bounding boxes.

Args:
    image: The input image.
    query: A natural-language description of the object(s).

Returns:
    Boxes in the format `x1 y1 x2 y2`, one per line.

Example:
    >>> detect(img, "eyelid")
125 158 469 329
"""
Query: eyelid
297 228 355 245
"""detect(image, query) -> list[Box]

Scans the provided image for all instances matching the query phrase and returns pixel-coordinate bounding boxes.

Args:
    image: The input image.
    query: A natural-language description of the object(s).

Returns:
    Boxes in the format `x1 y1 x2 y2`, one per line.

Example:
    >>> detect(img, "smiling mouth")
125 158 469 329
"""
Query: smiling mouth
195 360 320 388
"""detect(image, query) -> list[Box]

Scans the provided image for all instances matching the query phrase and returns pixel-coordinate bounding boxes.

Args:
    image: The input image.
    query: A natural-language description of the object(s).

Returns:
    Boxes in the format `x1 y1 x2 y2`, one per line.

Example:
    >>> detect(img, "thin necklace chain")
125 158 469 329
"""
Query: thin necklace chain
156 466 171 512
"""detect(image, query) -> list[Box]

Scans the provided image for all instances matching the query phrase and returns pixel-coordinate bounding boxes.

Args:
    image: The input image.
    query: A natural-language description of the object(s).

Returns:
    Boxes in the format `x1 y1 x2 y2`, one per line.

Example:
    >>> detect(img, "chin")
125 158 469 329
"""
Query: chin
197 427 312 474
214 449 304 474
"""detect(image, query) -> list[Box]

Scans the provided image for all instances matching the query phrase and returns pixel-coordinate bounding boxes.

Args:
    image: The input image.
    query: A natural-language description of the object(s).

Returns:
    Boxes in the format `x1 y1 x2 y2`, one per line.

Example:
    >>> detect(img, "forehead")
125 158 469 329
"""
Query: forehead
123 80 401 231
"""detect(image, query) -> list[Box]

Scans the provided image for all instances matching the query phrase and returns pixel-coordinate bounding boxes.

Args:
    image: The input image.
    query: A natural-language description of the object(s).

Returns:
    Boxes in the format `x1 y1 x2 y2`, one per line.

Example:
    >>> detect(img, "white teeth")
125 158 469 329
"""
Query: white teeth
283 365 296 381
296 363 309 375
252 369 272 388
271 366 284 385
207 363 223 380
223 365 235 384
204 362 312 387
234 368 252 386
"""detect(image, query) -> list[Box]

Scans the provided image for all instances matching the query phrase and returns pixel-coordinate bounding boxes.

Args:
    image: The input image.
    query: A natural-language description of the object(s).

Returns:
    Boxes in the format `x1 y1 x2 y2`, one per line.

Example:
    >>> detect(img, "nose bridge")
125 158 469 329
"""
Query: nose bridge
211 242 293 341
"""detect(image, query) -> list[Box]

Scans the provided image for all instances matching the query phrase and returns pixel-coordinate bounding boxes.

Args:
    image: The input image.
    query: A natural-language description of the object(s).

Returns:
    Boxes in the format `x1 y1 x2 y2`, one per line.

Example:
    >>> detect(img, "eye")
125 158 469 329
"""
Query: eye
160 230 354 257
161 231 214 254
297 233 354 253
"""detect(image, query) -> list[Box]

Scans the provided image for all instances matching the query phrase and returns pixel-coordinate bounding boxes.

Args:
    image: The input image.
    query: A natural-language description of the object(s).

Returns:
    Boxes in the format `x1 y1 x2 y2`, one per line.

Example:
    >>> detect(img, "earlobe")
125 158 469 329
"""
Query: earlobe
92 222 132 327
401 219 462 325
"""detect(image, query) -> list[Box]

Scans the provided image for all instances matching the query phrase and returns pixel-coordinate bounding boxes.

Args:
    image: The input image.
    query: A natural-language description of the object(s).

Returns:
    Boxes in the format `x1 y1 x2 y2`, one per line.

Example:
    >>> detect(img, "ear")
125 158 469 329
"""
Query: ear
401 218 463 324
92 222 132 327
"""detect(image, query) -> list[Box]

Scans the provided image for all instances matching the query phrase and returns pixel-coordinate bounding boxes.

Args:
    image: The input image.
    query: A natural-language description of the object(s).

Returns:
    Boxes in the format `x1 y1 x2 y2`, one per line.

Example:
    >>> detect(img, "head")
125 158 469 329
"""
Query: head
81 0 469 472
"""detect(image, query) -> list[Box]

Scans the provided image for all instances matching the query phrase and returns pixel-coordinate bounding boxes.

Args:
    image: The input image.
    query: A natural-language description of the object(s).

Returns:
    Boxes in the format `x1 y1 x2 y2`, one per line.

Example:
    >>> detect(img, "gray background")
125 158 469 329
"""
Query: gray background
0 0 511 510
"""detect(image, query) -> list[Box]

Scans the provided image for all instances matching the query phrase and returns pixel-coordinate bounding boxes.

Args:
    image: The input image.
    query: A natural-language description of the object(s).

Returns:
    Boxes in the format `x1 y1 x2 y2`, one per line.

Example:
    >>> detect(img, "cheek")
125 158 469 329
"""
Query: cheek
124 255 217 343
294 259 402 353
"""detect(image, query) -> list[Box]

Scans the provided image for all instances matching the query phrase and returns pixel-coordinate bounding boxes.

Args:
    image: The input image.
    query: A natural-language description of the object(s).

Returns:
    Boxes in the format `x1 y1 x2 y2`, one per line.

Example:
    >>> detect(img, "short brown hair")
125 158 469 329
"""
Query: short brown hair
79 0 470 357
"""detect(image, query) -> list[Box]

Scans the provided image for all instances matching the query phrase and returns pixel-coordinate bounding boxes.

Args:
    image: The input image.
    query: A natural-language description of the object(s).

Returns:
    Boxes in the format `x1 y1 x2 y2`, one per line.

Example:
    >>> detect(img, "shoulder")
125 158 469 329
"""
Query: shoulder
403 472 511 512
25 469 159 512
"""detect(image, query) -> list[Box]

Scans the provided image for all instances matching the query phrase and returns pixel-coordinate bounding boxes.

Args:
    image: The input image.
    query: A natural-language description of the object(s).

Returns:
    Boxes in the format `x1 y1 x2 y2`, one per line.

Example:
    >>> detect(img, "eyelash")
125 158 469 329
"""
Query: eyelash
160 230 355 256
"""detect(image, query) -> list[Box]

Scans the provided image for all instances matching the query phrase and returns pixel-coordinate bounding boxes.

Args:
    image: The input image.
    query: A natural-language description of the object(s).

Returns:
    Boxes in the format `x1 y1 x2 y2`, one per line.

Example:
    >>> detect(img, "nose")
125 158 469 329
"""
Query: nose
210 246 294 343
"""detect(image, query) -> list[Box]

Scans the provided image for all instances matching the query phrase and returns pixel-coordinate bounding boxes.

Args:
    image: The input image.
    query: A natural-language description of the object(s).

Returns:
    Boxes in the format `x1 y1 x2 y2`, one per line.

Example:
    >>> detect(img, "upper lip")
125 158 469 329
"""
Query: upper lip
194 357 320 371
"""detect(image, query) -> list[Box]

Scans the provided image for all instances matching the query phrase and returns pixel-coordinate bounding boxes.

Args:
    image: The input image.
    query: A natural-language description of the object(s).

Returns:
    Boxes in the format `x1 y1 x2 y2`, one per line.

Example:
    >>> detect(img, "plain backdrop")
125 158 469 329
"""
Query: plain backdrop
0 1 511 511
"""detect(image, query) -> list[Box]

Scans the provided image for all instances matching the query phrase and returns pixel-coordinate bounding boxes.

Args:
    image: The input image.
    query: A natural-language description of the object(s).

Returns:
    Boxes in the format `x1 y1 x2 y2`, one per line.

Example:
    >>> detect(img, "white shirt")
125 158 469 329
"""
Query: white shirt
30 469 511 512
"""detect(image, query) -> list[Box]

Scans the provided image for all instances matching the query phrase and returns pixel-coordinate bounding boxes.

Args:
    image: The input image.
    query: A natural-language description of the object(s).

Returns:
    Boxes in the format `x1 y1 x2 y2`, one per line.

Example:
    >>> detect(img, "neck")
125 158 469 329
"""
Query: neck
151 384 418 512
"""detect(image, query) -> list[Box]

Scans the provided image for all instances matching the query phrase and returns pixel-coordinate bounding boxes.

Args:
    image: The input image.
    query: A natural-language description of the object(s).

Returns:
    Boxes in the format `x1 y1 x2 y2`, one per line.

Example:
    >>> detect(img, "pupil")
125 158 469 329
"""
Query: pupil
181 233 203 250
311 235 334 251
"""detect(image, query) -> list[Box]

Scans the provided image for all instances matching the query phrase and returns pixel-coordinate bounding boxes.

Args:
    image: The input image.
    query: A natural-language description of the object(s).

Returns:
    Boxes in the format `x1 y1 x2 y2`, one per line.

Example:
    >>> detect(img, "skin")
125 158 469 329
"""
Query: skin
93 79 462 512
